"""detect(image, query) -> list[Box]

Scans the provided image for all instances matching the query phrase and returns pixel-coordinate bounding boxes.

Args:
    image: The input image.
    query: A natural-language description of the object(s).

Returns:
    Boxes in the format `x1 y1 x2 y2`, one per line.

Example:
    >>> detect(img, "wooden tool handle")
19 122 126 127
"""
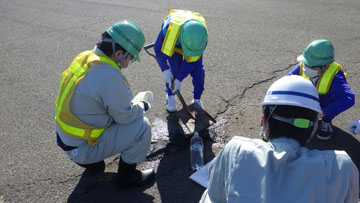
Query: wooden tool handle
175 91 195 119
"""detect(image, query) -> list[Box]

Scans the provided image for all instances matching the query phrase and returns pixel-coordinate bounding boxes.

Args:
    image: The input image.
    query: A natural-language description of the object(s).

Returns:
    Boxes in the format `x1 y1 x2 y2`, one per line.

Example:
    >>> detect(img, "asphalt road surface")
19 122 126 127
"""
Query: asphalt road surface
1 0 360 202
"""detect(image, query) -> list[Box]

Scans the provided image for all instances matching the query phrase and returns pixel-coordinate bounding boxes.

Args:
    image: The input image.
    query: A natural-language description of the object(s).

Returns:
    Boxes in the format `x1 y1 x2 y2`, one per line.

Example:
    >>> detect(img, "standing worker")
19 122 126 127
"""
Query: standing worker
201 75 359 203
287 39 354 140
55 20 155 187
153 9 208 112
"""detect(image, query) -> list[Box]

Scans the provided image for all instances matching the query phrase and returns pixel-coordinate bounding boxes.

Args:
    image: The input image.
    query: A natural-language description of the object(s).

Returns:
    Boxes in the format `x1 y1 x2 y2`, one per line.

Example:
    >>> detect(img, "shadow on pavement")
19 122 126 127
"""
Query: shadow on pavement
306 125 360 171
67 170 155 203
154 113 215 203
66 112 217 203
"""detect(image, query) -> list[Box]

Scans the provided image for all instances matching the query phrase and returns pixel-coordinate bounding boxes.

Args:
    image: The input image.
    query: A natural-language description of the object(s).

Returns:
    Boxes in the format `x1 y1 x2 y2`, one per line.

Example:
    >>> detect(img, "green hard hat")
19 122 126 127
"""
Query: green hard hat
179 20 208 57
297 39 334 67
106 20 145 61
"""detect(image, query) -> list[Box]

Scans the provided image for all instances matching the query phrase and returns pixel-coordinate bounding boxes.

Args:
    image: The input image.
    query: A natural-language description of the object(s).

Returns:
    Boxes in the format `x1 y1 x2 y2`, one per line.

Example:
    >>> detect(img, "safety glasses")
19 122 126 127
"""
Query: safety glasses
271 114 314 128
122 52 135 63
128 54 135 64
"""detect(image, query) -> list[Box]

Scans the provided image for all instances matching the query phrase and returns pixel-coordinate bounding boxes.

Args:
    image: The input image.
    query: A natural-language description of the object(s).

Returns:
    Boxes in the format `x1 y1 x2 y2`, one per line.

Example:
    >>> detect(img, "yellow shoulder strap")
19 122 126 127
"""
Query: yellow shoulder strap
161 10 207 58
161 15 186 56
317 62 341 95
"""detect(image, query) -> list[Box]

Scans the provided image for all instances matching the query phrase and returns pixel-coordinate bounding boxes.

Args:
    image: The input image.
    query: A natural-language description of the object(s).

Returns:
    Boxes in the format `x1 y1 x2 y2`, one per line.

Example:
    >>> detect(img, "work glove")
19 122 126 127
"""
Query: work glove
138 101 151 114
172 79 181 94
348 120 360 135
131 91 153 114
162 69 173 85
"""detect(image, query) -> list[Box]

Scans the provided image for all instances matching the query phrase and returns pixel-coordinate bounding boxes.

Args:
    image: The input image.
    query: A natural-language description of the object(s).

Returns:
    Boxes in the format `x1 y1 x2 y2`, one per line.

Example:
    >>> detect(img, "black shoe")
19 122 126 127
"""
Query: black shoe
316 130 332 140
116 157 155 188
316 121 333 140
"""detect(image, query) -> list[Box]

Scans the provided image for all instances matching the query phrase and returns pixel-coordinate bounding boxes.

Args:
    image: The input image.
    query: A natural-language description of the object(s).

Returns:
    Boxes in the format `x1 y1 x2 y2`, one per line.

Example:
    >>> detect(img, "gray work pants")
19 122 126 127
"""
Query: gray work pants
66 117 151 164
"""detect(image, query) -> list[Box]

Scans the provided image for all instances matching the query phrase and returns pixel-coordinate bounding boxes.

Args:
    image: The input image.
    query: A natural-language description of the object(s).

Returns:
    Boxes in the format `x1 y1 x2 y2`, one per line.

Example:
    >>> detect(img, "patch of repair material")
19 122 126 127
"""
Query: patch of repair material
139 116 228 171
150 118 170 143
207 117 227 145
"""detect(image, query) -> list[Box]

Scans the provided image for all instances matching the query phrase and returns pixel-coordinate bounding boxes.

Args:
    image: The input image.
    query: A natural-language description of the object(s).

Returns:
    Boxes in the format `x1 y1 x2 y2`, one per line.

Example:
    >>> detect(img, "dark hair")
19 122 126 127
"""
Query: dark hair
96 32 126 57
263 105 318 146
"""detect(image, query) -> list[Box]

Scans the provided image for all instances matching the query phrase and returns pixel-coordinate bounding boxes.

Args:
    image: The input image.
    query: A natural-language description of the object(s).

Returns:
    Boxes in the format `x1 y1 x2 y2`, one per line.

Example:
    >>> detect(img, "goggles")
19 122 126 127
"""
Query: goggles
271 114 314 129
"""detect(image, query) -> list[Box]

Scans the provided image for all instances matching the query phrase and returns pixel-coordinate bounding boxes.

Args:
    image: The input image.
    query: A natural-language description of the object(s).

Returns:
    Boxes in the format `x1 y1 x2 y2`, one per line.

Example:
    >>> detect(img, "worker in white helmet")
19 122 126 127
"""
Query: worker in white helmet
200 75 358 203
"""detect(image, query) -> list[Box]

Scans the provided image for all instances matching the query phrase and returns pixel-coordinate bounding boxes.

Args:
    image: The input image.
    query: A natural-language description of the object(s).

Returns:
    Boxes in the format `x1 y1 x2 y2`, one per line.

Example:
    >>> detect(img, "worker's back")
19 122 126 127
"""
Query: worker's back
201 136 359 203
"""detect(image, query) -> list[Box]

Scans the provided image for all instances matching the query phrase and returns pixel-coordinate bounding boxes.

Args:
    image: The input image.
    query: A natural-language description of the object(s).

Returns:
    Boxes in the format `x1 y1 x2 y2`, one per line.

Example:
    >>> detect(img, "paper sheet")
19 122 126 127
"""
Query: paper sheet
189 159 214 188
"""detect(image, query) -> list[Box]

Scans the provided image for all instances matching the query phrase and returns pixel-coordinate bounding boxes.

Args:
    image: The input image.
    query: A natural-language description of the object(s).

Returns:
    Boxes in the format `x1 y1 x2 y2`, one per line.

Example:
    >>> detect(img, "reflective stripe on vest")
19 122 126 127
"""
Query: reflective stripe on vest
161 9 207 63
300 62 342 95
55 51 128 146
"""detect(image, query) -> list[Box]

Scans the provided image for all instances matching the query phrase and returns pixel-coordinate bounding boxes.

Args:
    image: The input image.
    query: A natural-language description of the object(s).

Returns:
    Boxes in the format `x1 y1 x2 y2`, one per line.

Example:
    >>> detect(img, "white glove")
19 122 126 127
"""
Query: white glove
348 120 360 135
132 91 153 105
134 101 151 114
131 91 153 114
162 69 173 85
172 79 181 94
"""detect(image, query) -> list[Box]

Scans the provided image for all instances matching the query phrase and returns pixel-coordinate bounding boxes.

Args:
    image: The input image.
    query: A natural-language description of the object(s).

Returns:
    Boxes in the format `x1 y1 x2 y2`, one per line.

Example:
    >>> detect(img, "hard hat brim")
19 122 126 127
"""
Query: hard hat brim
297 53 334 67
296 54 317 66
135 55 141 62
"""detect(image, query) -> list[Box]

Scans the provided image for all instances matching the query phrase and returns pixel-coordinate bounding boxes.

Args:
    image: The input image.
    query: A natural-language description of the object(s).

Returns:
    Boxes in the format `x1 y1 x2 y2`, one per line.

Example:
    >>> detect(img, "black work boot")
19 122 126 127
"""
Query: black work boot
316 121 333 141
116 157 155 188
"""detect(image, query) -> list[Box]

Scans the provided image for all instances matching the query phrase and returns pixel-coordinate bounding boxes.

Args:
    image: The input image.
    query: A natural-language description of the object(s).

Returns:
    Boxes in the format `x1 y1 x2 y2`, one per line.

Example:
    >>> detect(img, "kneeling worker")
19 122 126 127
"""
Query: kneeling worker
201 75 358 202
54 20 155 187
287 39 354 140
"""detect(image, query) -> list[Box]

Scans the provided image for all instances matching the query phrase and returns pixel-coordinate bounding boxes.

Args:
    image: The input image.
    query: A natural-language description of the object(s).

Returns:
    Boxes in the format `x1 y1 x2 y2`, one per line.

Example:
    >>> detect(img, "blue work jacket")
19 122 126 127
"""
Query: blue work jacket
287 63 354 122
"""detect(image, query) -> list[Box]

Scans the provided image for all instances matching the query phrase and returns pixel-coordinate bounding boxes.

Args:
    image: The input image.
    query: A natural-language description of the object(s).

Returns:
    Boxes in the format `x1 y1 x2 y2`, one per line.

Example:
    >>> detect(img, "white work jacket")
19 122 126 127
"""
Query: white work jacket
200 136 359 203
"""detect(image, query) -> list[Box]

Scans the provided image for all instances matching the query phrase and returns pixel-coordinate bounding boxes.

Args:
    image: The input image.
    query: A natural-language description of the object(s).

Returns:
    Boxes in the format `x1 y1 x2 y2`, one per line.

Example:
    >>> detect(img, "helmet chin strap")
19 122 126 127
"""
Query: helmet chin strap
260 105 318 144
101 36 129 68
102 36 117 55
117 52 129 68
260 105 277 141
306 117 319 144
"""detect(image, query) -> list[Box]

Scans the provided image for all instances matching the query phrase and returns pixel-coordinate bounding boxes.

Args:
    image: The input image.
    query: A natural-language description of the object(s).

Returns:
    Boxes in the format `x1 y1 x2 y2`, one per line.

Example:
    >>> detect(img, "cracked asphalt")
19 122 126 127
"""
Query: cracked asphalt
1 0 360 202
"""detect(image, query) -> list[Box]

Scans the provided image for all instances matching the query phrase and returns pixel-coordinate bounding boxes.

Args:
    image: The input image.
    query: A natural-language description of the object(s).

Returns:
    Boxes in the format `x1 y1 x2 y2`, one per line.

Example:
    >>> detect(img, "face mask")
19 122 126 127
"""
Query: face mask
126 60 132 69
116 61 123 68
303 64 319 79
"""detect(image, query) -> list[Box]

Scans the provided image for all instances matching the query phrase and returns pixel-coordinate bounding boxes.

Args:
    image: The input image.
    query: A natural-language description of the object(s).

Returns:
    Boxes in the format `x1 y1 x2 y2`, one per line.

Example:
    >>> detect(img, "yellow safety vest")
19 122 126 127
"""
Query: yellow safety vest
161 9 208 63
300 62 342 95
55 51 129 146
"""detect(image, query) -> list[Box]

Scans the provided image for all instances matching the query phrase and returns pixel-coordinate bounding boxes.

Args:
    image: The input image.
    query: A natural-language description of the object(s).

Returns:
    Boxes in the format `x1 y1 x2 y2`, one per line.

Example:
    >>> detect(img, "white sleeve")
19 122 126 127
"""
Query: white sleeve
206 147 228 203
345 161 359 203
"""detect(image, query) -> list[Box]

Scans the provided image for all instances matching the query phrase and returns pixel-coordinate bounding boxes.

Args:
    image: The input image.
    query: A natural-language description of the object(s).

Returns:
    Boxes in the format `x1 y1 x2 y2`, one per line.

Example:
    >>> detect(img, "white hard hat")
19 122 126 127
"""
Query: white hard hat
262 75 322 114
